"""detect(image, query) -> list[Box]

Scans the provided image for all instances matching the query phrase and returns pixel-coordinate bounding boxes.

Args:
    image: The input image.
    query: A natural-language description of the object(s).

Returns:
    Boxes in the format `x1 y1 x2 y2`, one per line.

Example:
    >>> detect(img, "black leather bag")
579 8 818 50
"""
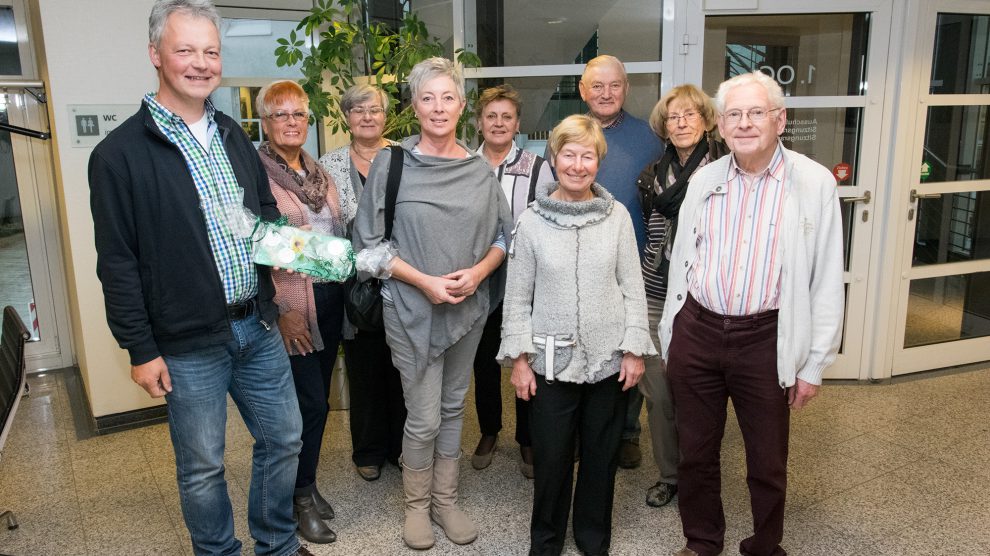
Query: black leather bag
344 146 403 332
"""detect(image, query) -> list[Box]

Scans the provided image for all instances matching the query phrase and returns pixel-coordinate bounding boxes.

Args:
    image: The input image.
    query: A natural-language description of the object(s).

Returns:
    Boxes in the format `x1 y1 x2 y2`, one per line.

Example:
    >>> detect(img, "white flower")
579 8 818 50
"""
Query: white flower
277 247 296 264
261 229 282 248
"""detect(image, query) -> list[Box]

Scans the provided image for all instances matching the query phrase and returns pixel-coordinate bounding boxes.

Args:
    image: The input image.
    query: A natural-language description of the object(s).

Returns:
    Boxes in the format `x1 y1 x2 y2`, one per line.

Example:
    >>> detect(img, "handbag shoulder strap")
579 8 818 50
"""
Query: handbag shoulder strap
383 145 403 240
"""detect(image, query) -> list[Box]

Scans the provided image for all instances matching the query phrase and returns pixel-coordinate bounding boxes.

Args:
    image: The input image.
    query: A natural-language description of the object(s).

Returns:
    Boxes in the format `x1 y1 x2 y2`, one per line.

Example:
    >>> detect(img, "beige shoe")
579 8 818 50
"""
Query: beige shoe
673 547 699 556
430 453 478 544
400 458 435 550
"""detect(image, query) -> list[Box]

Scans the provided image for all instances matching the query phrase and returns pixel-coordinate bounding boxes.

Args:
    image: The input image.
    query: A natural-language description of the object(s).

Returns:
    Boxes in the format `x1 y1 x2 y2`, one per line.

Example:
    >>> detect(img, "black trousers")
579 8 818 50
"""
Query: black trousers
343 329 406 467
289 282 345 491
529 374 627 556
473 303 532 446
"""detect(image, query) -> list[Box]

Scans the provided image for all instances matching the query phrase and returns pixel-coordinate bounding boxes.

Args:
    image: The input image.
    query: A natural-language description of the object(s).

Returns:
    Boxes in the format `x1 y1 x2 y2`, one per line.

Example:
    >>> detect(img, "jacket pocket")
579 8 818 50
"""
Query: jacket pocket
528 333 576 381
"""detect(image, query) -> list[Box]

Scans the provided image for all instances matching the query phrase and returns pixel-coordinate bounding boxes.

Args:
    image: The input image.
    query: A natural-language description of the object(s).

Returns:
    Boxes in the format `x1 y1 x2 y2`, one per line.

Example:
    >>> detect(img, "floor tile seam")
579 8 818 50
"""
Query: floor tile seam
791 464 904 509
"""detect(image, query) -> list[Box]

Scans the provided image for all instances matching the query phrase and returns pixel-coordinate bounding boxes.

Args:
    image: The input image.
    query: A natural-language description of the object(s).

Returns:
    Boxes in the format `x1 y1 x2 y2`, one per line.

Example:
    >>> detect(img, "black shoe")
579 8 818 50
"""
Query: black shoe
617 439 641 469
646 481 678 508
294 495 337 543
311 487 335 520
295 547 315 556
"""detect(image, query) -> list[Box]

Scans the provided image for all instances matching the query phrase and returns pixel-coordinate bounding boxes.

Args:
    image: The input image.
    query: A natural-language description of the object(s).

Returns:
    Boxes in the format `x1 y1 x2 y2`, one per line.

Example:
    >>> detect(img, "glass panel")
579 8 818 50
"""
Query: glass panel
371 1 454 59
921 105 990 182
470 0 661 66
222 19 303 78
930 13 990 94
703 13 870 97
0 7 21 75
839 201 854 272
904 271 990 347
779 107 863 182
0 98 39 340
912 191 990 266
470 73 660 152
210 86 320 159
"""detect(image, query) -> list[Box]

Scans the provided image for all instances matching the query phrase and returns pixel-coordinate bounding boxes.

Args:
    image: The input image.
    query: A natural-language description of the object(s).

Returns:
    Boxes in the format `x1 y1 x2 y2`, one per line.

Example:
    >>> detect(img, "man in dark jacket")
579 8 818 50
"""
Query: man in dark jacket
88 1 306 555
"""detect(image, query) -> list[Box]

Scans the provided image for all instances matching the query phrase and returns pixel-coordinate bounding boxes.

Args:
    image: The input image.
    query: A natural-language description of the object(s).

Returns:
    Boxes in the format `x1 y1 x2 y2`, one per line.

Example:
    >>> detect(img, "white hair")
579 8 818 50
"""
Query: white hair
407 57 465 101
714 71 785 113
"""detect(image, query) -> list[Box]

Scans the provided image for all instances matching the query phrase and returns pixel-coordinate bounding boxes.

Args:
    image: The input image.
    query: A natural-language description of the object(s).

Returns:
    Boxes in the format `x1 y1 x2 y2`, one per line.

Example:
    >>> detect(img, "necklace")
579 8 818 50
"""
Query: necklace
351 142 385 164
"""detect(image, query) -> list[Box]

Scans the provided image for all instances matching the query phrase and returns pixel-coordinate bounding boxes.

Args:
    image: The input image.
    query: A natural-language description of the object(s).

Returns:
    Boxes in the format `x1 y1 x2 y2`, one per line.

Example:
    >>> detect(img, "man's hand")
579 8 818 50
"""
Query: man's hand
618 353 645 391
787 379 819 410
131 356 172 398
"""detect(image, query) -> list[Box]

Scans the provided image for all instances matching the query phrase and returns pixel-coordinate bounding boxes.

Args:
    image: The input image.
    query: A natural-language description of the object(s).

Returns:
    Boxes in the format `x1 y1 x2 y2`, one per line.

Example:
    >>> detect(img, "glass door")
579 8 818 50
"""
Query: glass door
680 1 894 379
892 3 990 374
0 85 71 370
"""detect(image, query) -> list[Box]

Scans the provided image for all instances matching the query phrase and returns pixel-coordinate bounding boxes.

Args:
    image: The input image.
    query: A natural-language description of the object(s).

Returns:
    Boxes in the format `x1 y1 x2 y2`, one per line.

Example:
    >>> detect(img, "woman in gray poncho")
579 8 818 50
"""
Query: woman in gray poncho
497 115 657 556
351 57 512 550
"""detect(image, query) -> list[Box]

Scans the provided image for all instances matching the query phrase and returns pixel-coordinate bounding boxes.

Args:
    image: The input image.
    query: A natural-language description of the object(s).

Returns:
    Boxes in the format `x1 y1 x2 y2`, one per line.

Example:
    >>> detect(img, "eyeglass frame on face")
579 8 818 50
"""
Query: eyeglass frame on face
348 106 385 116
665 110 701 126
587 81 625 95
266 110 309 123
720 107 782 127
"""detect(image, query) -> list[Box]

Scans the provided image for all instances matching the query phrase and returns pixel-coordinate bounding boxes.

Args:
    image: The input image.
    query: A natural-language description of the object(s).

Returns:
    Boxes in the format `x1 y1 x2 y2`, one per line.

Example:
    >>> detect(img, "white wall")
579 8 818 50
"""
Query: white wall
34 0 161 417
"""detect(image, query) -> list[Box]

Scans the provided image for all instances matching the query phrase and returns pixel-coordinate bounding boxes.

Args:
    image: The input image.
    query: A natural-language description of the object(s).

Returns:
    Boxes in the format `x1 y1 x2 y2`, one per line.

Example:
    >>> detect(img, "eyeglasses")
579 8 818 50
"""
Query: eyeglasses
665 111 700 125
267 111 309 123
349 106 385 116
587 81 625 95
721 107 781 126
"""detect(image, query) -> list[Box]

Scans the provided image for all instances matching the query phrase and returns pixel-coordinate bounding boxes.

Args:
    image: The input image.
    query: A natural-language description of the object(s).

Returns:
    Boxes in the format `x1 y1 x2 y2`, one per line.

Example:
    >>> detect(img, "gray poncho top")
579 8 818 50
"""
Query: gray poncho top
352 135 513 375
497 181 657 384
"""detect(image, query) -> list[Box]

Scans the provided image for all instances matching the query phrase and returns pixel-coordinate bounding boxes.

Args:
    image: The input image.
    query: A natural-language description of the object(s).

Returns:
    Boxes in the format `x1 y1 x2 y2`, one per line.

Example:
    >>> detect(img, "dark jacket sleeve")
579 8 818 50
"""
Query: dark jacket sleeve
88 149 160 366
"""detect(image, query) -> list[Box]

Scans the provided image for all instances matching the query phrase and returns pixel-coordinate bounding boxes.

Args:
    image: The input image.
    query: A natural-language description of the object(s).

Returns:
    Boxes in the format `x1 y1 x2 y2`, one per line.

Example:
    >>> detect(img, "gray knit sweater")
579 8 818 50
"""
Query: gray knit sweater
497 181 657 384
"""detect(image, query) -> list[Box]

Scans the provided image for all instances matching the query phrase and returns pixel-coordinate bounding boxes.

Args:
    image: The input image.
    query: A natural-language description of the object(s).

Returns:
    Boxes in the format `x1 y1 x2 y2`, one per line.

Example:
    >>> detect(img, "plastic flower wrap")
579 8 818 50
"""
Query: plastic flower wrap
355 241 398 279
219 200 355 283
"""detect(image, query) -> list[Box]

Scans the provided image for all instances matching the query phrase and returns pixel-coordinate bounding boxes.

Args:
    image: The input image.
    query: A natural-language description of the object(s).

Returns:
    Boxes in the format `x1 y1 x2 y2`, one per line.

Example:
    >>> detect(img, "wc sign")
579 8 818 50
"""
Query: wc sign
68 104 138 148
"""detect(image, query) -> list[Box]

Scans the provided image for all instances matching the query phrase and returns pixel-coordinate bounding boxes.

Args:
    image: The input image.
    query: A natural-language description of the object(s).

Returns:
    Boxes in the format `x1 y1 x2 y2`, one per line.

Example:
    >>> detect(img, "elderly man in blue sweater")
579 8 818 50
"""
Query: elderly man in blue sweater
577 55 663 468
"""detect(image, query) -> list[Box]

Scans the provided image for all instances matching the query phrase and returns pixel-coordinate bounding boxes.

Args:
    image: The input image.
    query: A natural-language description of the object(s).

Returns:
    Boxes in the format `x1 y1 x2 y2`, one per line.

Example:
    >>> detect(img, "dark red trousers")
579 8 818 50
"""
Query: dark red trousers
667 294 789 556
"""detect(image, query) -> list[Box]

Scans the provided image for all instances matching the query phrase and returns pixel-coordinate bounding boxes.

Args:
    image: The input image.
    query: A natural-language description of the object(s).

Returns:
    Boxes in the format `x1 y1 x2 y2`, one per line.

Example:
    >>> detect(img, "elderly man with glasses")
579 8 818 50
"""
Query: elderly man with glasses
659 71 844 556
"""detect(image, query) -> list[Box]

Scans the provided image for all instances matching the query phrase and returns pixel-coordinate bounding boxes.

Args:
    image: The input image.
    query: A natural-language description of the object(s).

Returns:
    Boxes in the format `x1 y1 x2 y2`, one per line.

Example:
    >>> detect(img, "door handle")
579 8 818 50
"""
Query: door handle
910 189 941 202
841 190 871 204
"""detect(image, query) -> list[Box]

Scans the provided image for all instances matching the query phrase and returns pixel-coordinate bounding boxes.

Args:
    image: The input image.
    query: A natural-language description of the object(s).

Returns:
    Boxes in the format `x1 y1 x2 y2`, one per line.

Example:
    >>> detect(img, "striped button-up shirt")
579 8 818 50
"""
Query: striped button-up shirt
687 144 787 316
145 93 257 304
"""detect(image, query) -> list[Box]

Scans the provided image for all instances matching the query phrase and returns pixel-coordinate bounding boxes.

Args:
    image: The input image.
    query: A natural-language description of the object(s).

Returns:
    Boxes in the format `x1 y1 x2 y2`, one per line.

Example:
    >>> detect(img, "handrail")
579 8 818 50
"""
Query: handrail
0 121 50 140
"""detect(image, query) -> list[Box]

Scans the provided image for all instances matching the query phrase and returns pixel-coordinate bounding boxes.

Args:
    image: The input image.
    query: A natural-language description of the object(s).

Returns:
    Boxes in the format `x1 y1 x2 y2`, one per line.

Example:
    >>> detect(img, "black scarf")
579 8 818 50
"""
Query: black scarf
653 133 711 218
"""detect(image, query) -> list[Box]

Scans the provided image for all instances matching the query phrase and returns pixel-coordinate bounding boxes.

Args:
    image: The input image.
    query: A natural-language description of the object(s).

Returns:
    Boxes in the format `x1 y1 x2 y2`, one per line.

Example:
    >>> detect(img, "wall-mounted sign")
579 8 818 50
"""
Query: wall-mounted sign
67 104 138 148
832 162 852 183
920 161 932 181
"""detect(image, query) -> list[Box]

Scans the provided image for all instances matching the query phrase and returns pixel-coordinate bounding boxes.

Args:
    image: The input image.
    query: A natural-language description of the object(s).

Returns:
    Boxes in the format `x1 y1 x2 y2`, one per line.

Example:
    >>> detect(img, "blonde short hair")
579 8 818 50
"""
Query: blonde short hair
548 115 607 162
648 84 718 140
408 57 465 101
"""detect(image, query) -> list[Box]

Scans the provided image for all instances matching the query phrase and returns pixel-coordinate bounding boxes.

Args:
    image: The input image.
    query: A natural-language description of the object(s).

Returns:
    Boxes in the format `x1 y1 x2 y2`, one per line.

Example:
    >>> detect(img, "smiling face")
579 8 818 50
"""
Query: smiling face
579 63 627 125
665 97 707 154
553 141 600 201
346 96 386 144
261 96 309 156
149 12 221 118
717 82 786 170
479 99 520 150
412 75 466 141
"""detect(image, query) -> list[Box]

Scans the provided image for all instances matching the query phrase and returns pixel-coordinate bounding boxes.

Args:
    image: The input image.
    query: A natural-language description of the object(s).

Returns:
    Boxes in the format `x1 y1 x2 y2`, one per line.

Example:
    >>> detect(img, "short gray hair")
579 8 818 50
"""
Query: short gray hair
407 57 465 101
341 84 390 115
582 55 628 85
149 0 221 49
714 71 785 113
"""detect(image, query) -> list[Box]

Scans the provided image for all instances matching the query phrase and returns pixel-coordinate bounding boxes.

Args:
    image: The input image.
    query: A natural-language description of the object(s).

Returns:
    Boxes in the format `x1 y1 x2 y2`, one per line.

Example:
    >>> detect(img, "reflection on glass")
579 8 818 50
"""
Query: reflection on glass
839 201 854 271
777 107 862 182
470 0 661 66
922 105 990 182
703 13 870 97
0 7 21 76
913 191 990 266
222 19 303 78
904 271 990 347
0 103 39 340
472 73 660 141
930 13 990 94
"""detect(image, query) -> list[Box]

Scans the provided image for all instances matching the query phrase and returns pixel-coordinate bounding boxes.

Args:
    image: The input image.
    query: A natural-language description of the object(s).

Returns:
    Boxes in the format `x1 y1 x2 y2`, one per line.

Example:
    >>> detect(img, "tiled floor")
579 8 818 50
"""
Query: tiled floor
2 366 990 555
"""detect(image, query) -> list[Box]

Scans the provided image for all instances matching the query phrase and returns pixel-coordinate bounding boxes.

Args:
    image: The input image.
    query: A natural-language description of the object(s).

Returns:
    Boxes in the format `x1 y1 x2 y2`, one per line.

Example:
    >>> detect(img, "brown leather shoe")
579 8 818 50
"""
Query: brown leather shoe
470 435 497 470
356 464 381 481
673 547 699 556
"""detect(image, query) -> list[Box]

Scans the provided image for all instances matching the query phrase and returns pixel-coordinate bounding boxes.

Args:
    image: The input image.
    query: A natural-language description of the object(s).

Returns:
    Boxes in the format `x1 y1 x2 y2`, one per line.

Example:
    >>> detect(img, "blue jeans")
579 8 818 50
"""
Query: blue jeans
164 315 303 556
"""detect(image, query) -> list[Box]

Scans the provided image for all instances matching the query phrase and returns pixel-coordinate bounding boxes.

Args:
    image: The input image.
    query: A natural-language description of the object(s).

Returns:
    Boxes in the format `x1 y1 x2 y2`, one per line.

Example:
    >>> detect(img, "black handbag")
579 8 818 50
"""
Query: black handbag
345 146 403 332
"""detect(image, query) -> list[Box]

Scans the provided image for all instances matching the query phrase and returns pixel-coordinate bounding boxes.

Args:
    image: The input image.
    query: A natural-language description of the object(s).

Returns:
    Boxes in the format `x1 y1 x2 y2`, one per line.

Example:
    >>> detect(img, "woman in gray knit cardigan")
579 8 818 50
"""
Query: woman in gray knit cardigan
497 114 657 556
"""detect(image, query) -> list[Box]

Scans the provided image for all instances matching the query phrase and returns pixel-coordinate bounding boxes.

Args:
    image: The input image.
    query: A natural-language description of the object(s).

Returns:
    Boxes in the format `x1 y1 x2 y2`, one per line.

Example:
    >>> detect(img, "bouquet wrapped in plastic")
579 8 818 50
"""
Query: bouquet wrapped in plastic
219 199 355 283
